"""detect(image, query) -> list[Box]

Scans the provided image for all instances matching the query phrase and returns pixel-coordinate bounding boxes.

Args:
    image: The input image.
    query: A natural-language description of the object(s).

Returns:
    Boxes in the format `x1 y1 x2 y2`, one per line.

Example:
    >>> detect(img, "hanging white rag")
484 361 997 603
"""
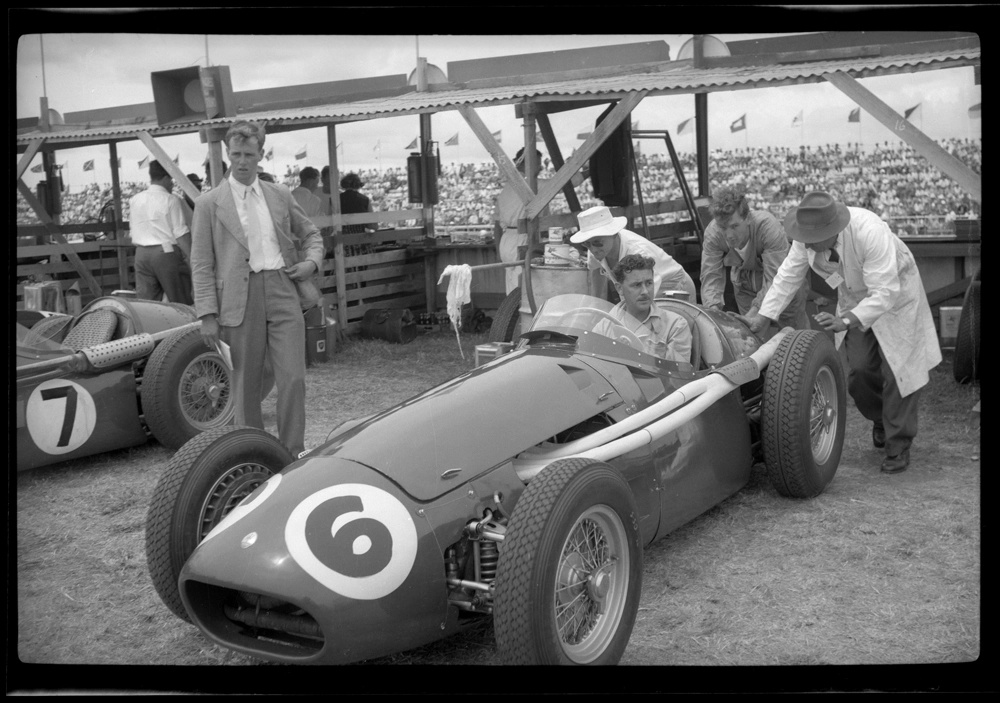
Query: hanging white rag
437 264 473 358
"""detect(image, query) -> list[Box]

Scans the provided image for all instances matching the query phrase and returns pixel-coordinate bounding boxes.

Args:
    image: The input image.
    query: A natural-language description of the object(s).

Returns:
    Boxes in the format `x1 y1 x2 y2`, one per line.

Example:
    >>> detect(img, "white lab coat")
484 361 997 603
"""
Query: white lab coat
759 207 941 397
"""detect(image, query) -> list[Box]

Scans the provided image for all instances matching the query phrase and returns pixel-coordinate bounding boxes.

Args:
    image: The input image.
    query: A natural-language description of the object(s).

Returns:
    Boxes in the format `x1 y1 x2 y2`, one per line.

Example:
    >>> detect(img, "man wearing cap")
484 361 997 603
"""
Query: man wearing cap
595 254 693 366
700 186 808 331
571 205 697 303
749 191 941 474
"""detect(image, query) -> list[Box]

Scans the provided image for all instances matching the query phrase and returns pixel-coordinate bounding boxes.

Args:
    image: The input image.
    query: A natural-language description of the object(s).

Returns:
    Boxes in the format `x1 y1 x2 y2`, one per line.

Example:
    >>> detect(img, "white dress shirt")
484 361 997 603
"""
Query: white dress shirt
128 184 189 248
229 175 284 271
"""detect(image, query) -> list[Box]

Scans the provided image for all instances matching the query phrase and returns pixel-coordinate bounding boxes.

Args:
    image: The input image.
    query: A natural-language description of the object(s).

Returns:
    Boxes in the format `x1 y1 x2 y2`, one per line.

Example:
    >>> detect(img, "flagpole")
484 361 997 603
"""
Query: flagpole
40 35 47 98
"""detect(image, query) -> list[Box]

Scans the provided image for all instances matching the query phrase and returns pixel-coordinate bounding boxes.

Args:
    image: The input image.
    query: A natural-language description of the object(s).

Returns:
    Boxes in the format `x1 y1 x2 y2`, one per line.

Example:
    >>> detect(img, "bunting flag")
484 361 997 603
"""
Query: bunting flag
677 118 694 136
791 111 803 127
903 103 921 120
173 154 180 164
117 157 122 168
730 114 746 133
968 102 981 119
535 132 544 143
576 131 592 140
138 155 150 169
373 139 381 152
445 133 459 146
83 159 95 172
631 121 639 131
31 163 44 173
295 145 307 160
848 107 861 123
405 137 418 150
491 130 502 144
265 148 274 160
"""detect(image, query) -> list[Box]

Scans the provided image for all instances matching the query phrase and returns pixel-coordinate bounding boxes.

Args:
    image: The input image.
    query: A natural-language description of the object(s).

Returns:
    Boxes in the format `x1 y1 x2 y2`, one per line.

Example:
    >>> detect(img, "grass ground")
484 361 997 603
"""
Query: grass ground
13 330 980 691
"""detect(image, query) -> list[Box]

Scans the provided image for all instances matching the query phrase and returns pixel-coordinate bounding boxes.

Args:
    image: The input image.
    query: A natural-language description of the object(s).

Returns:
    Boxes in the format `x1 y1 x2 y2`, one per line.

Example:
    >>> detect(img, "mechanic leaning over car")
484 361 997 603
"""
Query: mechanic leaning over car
571 205 697 303
749 191 942 475
598 254 693 366
190 120 324 458
700 185 809 333
129 160 194 305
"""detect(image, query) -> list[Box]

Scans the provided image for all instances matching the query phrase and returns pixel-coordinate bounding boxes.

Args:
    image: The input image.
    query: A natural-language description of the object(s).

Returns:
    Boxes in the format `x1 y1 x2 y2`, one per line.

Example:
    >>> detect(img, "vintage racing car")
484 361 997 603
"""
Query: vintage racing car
16 294 234 472
145 293 846 665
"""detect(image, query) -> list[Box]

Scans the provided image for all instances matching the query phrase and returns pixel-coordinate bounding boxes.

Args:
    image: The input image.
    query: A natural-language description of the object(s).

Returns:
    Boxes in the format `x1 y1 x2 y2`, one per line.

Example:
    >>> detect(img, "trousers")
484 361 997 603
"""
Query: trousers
843 325 920 458
222 269 306 457
135 245 193 304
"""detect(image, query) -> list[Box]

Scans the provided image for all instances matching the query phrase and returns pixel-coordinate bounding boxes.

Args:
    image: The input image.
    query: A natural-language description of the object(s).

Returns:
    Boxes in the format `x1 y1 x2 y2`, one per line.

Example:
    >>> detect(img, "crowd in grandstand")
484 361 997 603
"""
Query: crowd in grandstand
18 137 980 238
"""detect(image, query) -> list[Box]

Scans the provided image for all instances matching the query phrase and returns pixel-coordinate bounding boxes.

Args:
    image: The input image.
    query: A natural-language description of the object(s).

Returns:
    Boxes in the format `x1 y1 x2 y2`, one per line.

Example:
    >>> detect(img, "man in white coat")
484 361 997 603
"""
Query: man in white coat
749 191 941 474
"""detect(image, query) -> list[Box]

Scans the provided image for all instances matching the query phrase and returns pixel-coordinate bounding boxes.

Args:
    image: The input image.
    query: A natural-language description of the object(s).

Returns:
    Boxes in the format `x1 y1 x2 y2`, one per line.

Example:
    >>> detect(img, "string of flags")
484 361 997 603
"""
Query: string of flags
903 103 921 120
849 107 861 123
445 133 459 147
730 114 746 133
791 111 803 127
677 118 694 136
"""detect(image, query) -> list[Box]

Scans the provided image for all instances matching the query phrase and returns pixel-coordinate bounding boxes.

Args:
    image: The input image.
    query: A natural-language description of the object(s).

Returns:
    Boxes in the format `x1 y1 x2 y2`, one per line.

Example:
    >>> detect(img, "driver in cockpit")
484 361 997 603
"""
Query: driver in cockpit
595 254 693 365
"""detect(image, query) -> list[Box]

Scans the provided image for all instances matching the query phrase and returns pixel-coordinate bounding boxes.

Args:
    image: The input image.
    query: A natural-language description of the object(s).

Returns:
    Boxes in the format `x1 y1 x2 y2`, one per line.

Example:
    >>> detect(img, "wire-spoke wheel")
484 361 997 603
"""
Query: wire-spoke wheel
762 330 846 499
494 458 642 665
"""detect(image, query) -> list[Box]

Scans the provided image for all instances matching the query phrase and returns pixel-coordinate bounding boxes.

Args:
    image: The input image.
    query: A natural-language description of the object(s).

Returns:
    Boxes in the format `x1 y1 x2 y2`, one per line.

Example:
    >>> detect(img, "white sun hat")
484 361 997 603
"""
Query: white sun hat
569 205 628 244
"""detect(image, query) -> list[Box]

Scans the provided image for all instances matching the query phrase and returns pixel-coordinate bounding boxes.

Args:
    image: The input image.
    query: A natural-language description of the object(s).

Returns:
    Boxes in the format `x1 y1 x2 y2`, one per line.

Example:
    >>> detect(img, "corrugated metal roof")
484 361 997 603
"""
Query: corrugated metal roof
17 48 979 146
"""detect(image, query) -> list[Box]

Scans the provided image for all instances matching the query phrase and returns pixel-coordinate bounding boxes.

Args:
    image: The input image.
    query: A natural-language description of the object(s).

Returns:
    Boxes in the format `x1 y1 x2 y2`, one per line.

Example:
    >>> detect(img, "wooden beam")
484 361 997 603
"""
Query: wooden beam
822 72 981 203
457 103 535 206
109 141 129 290
16 180 103 298
536 113 581 214
516 99 613 118
328 123 348 330
135 132 203 203
16 139 44 181
927 277 973 307
527 90 647 221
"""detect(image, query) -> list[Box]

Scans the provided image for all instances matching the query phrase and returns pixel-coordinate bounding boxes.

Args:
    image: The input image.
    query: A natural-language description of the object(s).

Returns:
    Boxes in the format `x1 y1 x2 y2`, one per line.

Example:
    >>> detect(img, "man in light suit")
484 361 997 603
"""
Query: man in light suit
191 120 324 457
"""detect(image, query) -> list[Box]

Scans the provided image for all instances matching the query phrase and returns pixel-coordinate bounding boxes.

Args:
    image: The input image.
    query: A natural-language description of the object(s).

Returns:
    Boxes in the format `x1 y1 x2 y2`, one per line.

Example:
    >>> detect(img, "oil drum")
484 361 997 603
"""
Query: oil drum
304 304 328 365
360 308 417 344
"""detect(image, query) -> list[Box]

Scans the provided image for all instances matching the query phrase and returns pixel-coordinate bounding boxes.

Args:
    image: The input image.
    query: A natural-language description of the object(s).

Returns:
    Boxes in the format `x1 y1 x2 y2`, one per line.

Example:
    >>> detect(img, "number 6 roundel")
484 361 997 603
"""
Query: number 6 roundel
285 484 419 600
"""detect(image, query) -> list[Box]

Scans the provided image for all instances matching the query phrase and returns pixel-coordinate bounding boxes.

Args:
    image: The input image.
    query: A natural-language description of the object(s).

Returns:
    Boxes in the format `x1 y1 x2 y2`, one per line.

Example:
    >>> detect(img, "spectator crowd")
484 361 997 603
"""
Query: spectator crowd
19 137 980 239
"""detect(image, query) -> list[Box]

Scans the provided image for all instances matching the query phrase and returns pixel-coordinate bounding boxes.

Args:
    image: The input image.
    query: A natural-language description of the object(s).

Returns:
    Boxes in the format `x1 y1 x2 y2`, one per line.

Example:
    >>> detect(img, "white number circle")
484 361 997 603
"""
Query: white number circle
26 380 97 455
285 484 418 601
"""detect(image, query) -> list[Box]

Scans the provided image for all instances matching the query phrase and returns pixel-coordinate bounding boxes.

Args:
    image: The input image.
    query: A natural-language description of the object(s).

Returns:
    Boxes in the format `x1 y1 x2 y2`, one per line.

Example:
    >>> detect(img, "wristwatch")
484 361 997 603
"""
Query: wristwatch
840 316 852 329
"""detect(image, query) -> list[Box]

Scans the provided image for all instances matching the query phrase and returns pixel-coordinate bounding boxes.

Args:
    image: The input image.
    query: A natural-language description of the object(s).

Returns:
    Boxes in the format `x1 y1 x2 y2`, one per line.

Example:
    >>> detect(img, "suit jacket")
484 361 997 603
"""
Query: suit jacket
191 179 324 326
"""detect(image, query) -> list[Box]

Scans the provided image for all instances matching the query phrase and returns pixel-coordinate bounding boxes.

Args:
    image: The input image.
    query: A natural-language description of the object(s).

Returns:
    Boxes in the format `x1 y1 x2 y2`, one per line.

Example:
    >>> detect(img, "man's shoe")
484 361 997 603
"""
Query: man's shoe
872 424 886 449
881 449 910 474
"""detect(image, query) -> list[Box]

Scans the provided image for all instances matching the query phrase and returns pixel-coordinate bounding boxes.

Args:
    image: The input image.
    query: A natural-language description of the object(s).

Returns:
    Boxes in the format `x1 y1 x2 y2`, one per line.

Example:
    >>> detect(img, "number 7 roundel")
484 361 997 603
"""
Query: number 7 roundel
26 380 97 455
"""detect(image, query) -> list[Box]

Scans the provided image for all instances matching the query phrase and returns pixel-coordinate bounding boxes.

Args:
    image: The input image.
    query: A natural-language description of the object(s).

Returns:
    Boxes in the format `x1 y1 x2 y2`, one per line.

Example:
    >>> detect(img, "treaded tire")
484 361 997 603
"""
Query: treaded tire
762 330 846 498
145 426 293 622
487 287 522 343
953 268 980 383
493 458 642 665
142 327 235 450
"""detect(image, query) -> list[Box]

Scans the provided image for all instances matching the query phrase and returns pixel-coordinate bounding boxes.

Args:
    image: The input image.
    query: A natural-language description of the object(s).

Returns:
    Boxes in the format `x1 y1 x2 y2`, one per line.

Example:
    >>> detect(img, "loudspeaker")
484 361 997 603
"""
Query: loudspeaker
588 103 631 207
151 66 234 126
407 152 439 205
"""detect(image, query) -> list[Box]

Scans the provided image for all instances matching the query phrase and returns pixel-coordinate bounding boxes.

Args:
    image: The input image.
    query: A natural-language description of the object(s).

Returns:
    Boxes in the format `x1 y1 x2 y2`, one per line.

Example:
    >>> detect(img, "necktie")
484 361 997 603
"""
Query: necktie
828 248 840 264
245 186 264 272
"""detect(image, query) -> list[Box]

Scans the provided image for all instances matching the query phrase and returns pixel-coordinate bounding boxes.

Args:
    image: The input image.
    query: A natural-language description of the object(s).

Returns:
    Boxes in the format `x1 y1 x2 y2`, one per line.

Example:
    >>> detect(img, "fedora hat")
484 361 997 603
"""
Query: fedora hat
570 205 627 243
784 191 851 243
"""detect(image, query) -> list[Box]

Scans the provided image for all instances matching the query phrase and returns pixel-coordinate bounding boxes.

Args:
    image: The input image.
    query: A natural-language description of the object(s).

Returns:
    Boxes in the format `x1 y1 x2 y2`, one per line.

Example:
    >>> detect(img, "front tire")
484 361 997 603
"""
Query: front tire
142 327 235 450
953 268 980 383
144 426 294 621
493 458 642 665
762 330 846 498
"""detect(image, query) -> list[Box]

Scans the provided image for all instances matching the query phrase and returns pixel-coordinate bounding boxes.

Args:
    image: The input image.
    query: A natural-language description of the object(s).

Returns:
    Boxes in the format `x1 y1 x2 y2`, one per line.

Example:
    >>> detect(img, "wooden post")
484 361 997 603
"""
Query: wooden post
109 141 128 291
327 123 347 330
417 58 437 314
823 71 981 203
536 112 581 213
523 112 540 314
695 93 710 197
16 139 43 181
136 132 201 204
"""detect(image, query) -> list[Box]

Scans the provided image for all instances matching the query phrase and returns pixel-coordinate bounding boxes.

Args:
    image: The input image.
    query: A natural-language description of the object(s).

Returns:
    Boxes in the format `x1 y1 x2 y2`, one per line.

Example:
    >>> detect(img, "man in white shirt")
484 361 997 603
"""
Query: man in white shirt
292 167 322 217
128 160 193 304
191 121 324 458
749 191 941 474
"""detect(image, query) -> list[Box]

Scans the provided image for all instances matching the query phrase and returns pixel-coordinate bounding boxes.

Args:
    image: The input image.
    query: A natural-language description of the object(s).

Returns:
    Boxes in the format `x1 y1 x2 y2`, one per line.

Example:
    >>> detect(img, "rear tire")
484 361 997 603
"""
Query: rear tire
145 426 293 621
142 327 235 450
493 458 642 665
762 330 846 498
488 288 522 343
953 269 980 383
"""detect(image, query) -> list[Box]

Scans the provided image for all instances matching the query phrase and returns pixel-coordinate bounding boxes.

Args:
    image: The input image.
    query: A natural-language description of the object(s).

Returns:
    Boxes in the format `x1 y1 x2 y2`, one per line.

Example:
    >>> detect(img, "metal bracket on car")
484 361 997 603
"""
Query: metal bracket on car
710 357 761 386
464 509 506 542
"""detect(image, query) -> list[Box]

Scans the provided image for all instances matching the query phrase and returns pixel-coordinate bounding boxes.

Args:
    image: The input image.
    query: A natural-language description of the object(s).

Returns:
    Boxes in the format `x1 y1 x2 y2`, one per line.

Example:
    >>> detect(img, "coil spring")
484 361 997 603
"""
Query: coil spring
478 540 498 583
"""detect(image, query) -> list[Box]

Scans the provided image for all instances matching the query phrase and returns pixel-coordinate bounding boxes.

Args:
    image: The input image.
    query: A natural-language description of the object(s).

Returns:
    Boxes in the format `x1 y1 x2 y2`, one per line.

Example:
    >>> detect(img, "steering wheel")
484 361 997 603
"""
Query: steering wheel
555 307 644 350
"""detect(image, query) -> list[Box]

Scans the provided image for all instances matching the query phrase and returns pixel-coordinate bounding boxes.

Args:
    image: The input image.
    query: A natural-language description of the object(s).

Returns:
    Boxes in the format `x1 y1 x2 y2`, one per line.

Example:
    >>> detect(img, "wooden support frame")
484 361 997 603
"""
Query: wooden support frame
457 103 534 207
526 90 647 220
136 131 203 203
535 112 581 213
108 141 129 289
17 139 44 181
823 71 981 203
16 180 103 297
327 123 348 330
